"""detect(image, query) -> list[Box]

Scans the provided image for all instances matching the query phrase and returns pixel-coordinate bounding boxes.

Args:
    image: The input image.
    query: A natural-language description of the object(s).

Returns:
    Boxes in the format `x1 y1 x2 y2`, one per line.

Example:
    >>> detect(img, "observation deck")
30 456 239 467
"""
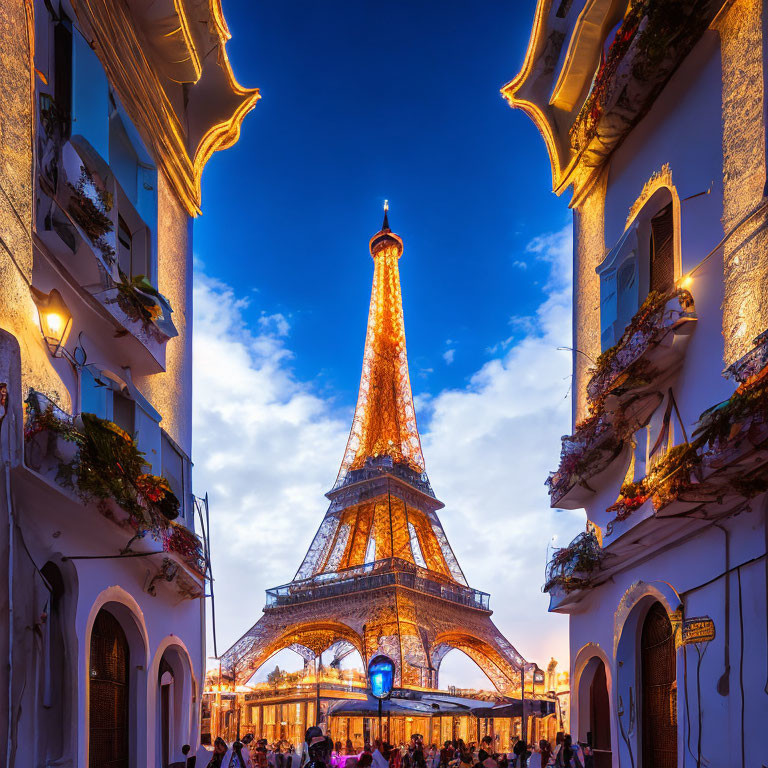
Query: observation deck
265 557 490 612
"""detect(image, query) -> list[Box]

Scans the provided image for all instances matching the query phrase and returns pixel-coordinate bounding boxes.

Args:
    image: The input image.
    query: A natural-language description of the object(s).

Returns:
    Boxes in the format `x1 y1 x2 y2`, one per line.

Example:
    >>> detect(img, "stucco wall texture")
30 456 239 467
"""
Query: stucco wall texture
718 0 768 365
0 0 69 411
572 170 607 424
135 173 192 455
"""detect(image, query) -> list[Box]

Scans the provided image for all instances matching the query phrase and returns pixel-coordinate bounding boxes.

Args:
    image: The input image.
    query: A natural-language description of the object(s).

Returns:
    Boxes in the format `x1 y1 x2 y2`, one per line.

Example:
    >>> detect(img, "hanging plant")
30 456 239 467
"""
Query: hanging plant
108 269 178 339
544 530 604 594
65 166 116 264
607 441 701 521
570 0 722 157
587 288 693 409
25 397 180 536
163 521 206 576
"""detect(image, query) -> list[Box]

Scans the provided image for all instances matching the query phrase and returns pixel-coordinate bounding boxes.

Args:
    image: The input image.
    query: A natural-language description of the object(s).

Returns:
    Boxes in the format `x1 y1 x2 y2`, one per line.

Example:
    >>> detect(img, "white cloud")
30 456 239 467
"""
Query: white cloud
193 223 583 689
443 349 455 365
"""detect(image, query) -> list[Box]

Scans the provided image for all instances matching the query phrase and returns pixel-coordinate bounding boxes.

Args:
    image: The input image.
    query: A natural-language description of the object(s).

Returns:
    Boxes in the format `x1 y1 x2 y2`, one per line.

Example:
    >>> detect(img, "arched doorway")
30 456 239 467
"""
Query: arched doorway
587 660 611 768
159 657 175 767
641 602 677 768
40 561 67 761
89 609 130 768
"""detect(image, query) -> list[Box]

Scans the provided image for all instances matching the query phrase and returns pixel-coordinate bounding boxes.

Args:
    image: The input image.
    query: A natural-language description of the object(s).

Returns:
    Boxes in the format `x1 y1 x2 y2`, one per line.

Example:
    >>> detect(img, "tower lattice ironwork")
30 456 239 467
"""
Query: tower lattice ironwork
221 207 528 692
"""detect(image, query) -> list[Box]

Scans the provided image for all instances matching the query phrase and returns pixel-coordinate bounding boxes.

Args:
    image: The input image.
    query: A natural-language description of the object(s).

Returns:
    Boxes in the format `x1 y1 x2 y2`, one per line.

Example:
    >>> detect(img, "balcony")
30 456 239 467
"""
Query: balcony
35 106 176 374
547 289 696 509
602 329 768 536
568 0 723 174
587 289 696 413
265 558 490 612
23 391 205 596
543 530 605 611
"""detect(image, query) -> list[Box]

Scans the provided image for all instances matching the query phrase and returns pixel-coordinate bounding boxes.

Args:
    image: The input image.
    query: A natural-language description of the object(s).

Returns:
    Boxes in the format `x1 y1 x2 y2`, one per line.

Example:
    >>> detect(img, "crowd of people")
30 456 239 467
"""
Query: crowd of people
204 731 593 768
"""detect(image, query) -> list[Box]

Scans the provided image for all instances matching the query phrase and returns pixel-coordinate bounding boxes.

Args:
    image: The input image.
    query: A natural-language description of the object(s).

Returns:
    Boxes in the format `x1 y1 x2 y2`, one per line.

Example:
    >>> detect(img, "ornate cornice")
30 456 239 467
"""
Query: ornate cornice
70 0 259 216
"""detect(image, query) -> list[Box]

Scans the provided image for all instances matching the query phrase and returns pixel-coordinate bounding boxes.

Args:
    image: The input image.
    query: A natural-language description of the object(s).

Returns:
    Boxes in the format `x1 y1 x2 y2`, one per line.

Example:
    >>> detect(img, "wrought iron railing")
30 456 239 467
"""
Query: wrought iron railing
265 558 490 611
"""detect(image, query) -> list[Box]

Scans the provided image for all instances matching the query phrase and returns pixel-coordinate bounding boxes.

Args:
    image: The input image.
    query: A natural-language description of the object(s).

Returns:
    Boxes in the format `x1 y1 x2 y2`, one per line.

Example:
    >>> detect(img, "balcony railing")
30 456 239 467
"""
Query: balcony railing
547 289 696 509
265 558 490 612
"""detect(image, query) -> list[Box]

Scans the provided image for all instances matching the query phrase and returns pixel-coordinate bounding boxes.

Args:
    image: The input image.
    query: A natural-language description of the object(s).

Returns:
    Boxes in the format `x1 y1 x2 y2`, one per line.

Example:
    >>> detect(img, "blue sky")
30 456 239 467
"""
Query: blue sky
192 1 583 688
195 0 567 411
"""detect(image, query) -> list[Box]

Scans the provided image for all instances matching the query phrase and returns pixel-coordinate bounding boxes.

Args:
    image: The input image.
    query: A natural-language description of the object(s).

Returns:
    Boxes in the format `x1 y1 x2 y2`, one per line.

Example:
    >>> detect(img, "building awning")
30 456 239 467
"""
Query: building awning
326 693 556 719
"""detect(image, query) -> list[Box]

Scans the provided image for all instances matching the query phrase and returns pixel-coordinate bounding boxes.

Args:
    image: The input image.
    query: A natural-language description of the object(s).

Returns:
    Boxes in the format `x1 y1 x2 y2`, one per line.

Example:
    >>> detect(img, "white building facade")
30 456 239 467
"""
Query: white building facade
0 1 257 765
506 1 768 767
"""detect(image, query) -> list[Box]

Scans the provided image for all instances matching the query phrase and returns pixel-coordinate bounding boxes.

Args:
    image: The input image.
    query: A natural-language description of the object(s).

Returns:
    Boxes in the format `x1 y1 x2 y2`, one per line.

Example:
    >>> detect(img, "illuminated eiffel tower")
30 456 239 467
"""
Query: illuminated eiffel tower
221 206 526 693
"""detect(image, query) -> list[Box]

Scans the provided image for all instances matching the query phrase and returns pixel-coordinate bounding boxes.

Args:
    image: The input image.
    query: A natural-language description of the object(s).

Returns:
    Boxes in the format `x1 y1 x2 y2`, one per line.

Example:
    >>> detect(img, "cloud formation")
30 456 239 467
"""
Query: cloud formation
193 224 584 688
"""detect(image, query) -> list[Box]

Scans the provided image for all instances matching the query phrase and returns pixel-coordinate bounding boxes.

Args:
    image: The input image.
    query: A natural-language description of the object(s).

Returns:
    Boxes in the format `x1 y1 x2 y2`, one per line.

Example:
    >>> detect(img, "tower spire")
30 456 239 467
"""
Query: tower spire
335 205 425 487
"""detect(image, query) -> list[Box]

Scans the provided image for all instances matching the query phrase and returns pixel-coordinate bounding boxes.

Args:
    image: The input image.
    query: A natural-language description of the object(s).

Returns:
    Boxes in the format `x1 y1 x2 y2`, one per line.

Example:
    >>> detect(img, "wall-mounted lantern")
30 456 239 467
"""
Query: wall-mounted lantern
30 287 72 357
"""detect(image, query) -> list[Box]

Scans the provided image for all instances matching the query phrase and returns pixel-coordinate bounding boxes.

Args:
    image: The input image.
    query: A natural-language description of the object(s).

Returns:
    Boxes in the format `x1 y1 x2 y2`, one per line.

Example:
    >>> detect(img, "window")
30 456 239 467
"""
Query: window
53 15 72 138
649 203 674 294
597 224 639 351
80 366 108 417
117 214 132 275
598 193 677 351
109 105 157 282
161 432 185 511
71 24 109 158
112 390 135 436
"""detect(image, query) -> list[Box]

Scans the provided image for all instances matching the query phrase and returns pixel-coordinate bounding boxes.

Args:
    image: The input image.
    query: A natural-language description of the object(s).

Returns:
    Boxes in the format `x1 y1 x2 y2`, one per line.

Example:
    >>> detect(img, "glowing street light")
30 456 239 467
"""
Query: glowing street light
30 287 73 357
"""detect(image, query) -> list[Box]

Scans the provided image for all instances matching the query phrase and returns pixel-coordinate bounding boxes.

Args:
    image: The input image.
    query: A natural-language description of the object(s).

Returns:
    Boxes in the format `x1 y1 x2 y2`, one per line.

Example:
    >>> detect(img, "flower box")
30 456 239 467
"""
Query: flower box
587 289 696 411
568 0 723 170
543 531 603 595
547 414 627 509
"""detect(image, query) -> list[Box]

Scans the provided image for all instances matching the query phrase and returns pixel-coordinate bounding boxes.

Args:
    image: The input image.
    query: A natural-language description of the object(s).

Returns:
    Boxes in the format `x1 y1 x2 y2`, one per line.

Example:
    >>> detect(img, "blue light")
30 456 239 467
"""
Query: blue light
368 655 395 699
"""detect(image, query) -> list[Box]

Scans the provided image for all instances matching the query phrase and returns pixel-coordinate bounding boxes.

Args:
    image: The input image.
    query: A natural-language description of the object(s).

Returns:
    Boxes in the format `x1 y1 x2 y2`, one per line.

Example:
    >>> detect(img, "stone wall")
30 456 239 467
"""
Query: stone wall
717 0 768 365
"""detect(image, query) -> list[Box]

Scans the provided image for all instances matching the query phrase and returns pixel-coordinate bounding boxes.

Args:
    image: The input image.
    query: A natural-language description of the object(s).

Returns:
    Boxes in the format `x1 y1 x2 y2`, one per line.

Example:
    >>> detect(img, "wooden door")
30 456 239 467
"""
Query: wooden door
89 610 129 768
641 602 677 768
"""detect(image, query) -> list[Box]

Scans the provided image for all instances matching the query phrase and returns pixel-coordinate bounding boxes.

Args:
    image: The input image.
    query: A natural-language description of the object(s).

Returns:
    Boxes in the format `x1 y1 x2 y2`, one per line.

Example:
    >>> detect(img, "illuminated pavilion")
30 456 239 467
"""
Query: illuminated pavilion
212 208 559 748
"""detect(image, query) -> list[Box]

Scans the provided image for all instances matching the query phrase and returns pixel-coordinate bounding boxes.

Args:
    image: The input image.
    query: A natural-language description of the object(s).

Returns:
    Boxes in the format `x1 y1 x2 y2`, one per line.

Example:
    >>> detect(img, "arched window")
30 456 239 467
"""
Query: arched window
89 609 130 768
641 602 677 768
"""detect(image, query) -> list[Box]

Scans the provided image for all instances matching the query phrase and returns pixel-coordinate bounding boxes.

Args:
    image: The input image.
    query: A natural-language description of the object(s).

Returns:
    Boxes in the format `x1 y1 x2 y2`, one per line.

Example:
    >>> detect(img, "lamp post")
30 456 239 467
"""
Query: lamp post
368 655 395 744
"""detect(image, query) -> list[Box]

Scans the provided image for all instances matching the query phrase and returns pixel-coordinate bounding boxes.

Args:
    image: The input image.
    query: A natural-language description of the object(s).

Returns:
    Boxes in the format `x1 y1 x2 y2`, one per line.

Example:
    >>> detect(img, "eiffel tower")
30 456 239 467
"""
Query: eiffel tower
221 205 527 694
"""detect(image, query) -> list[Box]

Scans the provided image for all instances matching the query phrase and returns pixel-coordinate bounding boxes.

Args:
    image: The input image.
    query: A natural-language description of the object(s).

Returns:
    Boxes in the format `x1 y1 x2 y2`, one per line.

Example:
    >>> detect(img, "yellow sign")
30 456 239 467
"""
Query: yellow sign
682 617 716 644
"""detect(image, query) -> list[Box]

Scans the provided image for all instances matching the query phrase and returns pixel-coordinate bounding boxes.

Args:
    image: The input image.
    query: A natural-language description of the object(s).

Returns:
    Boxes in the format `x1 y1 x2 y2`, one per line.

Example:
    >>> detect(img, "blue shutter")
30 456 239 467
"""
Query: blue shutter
71 31 109 159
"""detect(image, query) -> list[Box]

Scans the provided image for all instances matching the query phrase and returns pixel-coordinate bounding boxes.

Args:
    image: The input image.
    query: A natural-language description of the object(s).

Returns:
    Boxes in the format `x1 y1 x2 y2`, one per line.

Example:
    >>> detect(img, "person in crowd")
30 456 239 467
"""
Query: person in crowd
512 738 528 768
457 745 473 768
372 741 388 768
358 754 373 768
253 740 269 768
207 737 231 768
477 736 493 765
230 739 252 768
497 755 509 768
553 736 582 768
390 743 402 768
439 740 453 767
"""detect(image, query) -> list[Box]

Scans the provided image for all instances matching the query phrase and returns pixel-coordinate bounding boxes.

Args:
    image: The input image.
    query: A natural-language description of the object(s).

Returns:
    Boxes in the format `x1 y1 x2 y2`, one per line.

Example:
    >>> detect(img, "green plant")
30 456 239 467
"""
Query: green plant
26 398 180 536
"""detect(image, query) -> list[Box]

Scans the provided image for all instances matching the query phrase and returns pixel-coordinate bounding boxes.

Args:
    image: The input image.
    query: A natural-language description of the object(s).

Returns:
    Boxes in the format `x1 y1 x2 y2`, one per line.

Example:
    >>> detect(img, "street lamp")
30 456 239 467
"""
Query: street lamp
30 287 72 357
368 655 395 743
519 662 541 751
